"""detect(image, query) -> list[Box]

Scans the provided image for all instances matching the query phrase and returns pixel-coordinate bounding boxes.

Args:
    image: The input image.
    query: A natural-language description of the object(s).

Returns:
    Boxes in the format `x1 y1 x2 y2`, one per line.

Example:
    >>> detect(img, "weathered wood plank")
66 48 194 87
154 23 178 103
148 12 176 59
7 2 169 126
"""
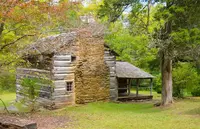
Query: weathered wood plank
52 71 74 74
104 51 111 56
17 68 50 74
53 74 74 80
104 56 115 61
54 80 66 88
118 95 153 101
53 55 72 60
16 73 51 79
110 72 116 77
52 67 74 74
109 66 115 72
52 89 66 96
53 61 73 67
110 89 118 101
105 61 115 67
110 77 118 89
0 116 37 129
54 55 71 61
54 80 73 87
36 97 54 106
52 95 73 102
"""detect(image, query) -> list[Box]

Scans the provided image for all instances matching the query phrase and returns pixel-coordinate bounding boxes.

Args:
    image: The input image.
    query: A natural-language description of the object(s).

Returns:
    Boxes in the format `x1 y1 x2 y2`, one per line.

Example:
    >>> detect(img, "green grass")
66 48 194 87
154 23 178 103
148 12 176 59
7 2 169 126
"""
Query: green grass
52 91 200 129
1 92 200 129
0 92 31 113
0 92 16 107
56 99 200 129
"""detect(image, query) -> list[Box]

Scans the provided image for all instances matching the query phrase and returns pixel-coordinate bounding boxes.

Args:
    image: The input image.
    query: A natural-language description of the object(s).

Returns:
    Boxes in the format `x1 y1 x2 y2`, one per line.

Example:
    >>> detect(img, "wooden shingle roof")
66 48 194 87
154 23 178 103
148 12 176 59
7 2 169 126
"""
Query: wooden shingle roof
20 32 77 56
116 61 154 79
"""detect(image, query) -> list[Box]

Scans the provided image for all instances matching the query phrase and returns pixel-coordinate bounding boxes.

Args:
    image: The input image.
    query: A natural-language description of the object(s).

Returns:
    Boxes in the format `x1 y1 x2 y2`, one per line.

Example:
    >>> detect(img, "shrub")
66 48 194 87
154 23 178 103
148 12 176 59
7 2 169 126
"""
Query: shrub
20 77 53 111
0 71 16 92
173 62 199 98
191 86 200 97
21 78 41 101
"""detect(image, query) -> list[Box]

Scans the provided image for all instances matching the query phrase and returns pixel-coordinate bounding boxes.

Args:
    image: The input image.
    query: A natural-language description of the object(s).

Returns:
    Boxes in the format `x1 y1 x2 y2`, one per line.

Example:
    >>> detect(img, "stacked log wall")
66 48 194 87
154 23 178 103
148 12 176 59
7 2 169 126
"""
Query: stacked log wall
52 55 75 107
104 51 118 101
16 68 53 106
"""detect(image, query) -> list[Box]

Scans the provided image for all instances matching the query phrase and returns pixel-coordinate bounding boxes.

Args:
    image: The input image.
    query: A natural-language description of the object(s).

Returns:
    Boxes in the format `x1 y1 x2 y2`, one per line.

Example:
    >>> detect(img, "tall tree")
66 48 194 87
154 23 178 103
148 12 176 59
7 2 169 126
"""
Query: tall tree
98 0 200 105
0 0 80 69
153 0 200 105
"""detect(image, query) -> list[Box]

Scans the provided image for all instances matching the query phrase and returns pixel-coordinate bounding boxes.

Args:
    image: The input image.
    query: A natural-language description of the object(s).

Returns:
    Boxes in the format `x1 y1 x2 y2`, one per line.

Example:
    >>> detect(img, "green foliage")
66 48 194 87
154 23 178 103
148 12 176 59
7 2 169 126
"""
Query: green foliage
98 0 140 22
172 62 199 98
191 86 200 97
21 78 40 100
20 77 52 101
153 73 162 94
0 1 81 69
105 22 157 71
0 70 16 92
99 0 200 103
0 1 81 93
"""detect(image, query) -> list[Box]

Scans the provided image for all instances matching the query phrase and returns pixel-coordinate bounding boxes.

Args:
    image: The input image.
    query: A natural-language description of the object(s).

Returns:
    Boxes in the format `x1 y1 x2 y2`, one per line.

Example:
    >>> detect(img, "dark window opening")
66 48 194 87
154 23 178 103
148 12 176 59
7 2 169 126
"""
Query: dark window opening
66 82 73 92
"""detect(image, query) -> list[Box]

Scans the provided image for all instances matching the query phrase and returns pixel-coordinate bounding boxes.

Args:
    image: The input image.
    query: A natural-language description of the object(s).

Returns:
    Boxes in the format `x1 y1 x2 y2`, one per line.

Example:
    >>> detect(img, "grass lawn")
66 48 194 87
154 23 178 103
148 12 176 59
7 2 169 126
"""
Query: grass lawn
55 99 200 129
51 91 200 129
0 92 200 129
0 92 16 107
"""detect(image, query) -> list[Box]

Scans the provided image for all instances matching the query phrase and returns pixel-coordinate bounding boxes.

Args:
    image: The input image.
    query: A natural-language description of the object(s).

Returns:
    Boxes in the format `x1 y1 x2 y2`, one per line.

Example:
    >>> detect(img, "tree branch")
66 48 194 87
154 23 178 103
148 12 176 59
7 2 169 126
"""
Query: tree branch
0 34 35 51
0 60 16 68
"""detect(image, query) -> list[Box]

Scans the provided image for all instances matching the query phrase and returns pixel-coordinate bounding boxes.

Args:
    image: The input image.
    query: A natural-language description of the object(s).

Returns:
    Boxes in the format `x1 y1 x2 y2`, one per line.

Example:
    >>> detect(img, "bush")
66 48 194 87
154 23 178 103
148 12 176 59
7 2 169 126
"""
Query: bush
191 87 200 97
0 71 16 92
173 62 199 98
153 73 162 94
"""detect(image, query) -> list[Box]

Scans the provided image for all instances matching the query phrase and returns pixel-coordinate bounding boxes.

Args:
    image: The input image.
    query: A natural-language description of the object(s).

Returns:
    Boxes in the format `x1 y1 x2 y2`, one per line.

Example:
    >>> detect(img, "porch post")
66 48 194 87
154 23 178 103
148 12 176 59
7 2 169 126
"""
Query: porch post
150 78 153 96
128 79 131 95
136 79 140 97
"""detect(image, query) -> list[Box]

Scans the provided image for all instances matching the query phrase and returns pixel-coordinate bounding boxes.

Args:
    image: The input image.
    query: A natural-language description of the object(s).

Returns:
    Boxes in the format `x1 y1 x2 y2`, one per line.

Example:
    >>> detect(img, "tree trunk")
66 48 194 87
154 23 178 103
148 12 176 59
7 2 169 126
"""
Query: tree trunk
161 54 173 106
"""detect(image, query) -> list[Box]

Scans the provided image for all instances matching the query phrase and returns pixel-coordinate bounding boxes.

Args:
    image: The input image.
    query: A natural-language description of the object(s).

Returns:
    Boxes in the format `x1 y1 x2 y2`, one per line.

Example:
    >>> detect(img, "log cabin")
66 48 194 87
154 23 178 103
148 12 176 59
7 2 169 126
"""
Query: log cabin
16 27 154 108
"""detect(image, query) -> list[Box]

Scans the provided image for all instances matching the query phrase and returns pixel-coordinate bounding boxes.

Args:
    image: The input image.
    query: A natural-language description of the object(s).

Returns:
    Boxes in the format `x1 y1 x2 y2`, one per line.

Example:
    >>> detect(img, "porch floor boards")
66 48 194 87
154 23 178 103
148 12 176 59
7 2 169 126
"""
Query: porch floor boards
118 93 153 101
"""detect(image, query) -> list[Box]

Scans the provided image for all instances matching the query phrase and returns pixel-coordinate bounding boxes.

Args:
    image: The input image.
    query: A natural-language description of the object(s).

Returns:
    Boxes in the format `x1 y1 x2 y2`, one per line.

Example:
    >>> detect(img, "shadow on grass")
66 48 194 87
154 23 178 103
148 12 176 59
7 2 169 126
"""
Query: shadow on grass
184 107 200 116
66 102 163 114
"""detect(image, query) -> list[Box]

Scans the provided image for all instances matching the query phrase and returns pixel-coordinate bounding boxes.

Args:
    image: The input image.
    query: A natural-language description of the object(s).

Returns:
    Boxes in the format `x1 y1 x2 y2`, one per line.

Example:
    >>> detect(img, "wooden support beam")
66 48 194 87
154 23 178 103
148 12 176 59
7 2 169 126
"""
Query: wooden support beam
127 79 131 95
136 79 140 97
150 78 153 96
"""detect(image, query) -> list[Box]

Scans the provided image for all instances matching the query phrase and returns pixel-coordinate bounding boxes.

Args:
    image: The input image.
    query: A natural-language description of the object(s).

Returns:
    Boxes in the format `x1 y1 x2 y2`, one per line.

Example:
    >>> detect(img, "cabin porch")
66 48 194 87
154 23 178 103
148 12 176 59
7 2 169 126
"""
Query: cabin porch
117 78 153 101
116 61 154 101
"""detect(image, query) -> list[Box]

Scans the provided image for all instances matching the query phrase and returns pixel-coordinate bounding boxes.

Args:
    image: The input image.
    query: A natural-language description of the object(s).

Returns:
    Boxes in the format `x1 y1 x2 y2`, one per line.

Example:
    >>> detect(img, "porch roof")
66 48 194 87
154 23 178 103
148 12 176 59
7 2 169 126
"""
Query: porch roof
116 61 154 79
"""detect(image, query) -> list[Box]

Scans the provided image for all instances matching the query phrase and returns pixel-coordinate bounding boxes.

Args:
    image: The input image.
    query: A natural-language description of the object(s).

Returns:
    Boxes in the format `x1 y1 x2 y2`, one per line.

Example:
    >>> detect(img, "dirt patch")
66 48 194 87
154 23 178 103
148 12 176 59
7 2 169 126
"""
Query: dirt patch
0 113 70 129
30 114 69 129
